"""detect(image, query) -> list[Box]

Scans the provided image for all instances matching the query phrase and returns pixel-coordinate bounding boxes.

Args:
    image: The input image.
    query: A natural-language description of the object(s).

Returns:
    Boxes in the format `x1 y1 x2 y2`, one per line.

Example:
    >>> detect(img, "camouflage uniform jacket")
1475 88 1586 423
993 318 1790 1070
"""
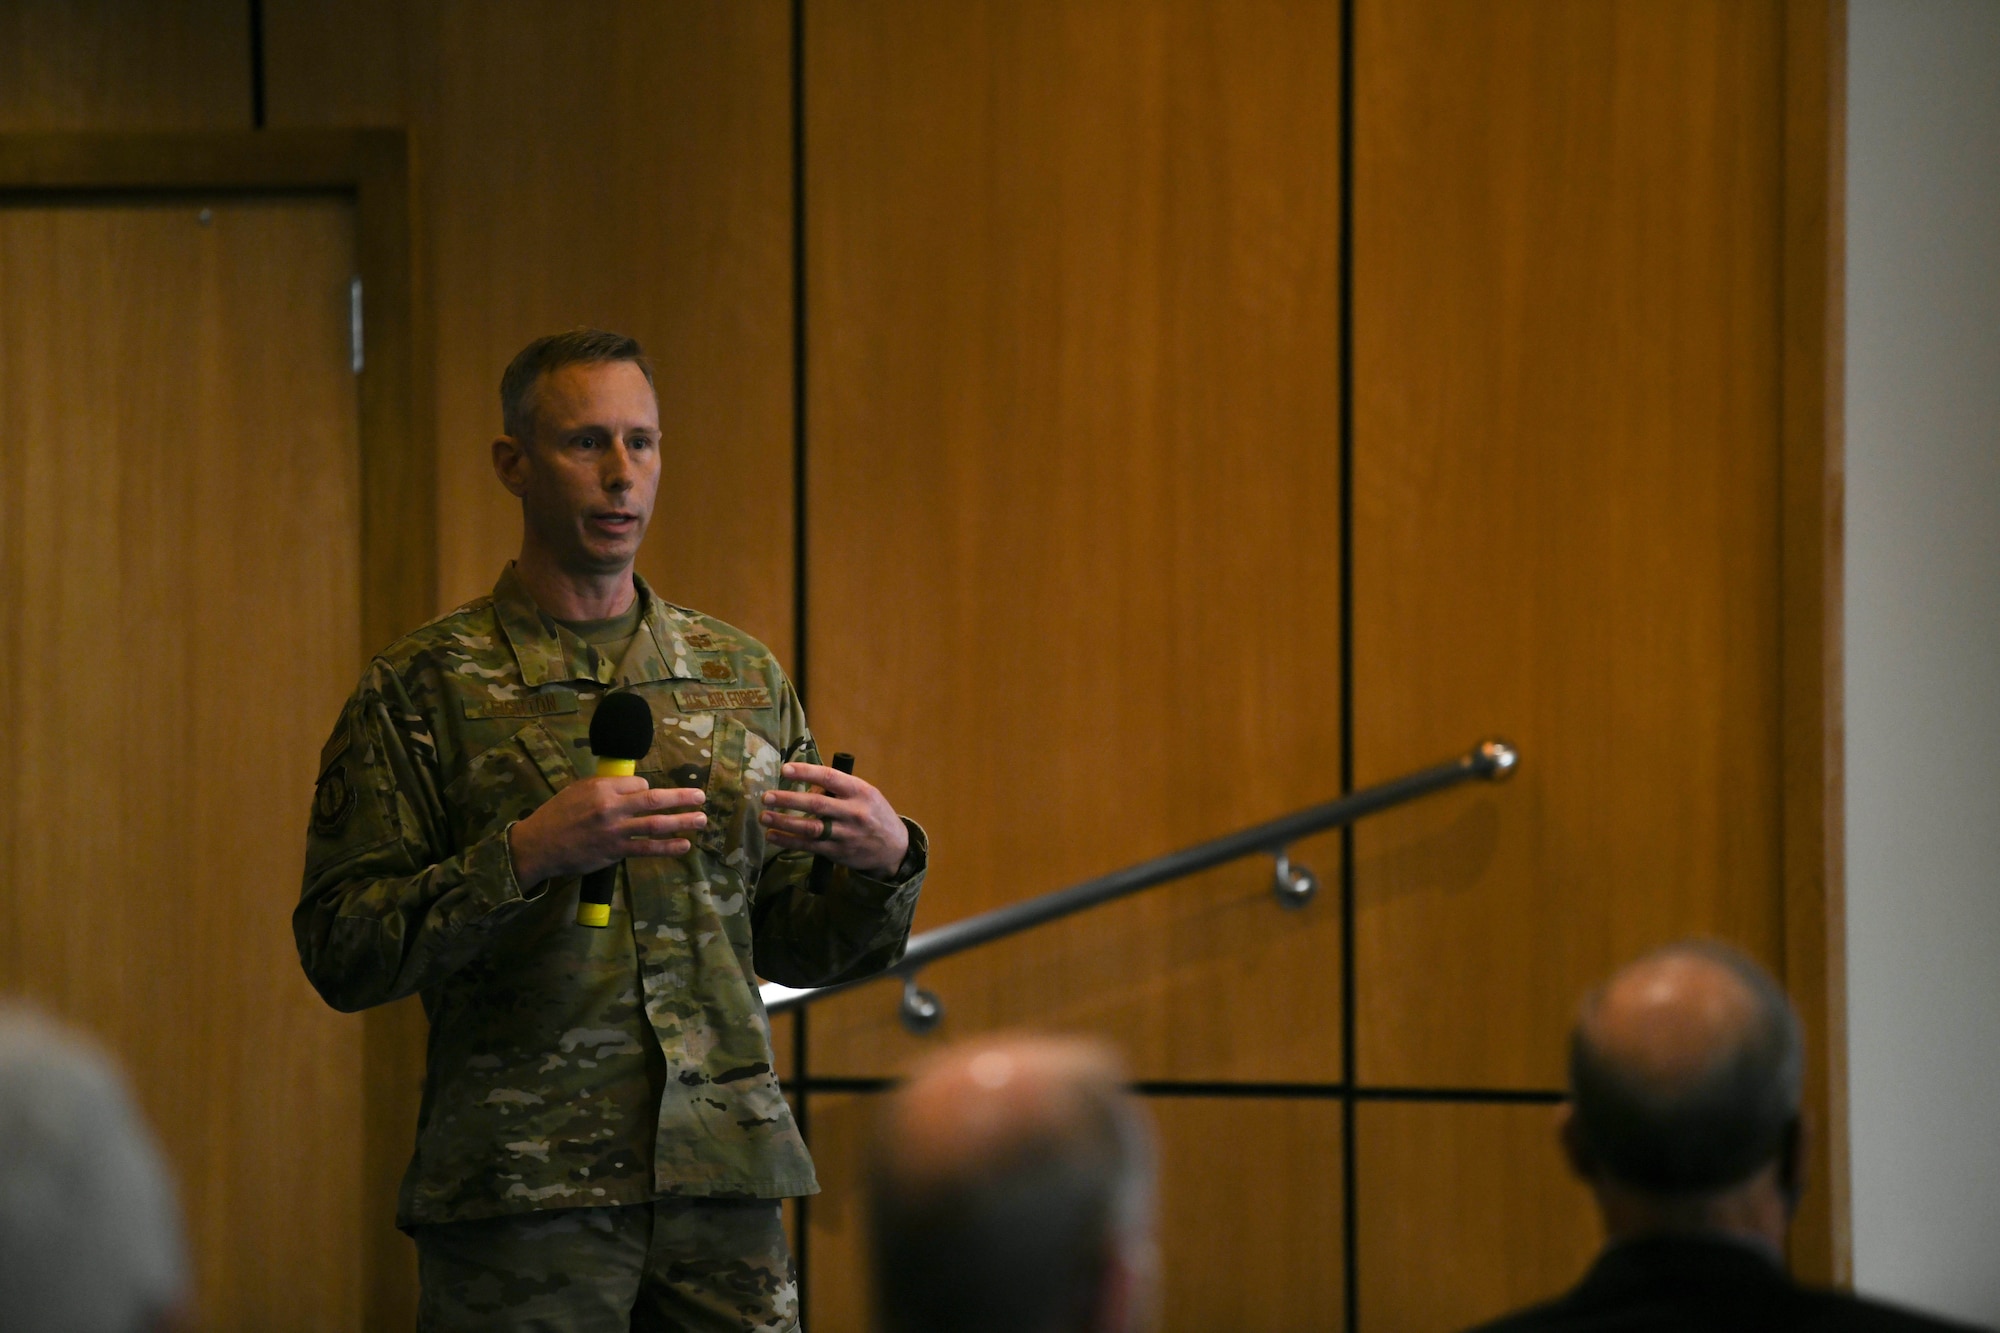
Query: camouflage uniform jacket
295 566 925 1229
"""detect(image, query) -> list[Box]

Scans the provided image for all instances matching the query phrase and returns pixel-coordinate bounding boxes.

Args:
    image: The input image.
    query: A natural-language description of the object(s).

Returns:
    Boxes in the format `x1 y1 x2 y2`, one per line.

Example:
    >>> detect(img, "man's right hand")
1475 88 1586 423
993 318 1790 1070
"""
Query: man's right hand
506 778 707 889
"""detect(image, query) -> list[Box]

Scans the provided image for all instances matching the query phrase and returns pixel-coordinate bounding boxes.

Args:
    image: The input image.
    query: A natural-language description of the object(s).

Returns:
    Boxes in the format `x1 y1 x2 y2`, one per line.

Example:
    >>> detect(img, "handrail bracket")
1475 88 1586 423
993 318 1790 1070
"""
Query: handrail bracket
1271 849 1318 908
898 975 944 1035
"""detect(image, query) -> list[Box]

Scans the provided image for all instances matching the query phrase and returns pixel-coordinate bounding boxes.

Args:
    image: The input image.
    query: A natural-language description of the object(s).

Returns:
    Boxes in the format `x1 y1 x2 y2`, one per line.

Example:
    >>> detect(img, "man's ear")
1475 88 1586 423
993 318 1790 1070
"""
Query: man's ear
1091 1235 1159 1333
1093 1250 1133 1333
492 435 530 498
1557 1103 1594 1183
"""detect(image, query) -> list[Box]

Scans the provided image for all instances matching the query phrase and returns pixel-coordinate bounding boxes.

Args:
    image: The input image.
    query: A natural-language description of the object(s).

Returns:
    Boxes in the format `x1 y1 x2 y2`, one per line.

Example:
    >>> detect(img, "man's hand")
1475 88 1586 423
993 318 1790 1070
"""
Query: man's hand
760 763 911 879
508 778 707 888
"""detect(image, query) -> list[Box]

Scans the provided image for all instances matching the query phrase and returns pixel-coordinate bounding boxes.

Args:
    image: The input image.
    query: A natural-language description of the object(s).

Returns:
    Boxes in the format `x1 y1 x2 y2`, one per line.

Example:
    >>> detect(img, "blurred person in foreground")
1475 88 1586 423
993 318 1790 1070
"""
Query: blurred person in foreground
0 1007 189 1333
1468 942 1983 1333
870 1035 1159 1333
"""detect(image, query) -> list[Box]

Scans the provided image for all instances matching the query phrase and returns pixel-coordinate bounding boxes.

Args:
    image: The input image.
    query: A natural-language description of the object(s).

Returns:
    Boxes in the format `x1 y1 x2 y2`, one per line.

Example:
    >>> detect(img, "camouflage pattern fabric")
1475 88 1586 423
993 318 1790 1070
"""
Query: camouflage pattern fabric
415 1197 797 1332
296 565 926 1228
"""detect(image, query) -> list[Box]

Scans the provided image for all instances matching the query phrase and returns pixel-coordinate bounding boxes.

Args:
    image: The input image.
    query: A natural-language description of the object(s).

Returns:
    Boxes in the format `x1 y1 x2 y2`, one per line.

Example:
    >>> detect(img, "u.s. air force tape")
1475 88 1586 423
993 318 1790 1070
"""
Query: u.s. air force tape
672 687 773 712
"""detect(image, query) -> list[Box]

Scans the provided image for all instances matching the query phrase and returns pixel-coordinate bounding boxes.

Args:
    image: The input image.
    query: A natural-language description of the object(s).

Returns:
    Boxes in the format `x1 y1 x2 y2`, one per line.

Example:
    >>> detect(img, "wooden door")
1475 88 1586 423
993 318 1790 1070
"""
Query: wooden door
0 195 366 1330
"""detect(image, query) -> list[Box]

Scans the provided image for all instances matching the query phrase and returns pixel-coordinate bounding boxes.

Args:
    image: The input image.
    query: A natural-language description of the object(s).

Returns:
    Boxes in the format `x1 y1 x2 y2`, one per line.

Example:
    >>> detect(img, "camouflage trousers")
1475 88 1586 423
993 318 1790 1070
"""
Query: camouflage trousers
415 1198 798 1333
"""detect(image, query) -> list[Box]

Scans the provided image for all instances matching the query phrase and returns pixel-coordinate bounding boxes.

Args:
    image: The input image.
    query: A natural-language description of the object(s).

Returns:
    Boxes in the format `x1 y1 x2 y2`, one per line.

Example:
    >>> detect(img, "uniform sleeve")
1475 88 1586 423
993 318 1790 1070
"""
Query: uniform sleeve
747 677 927 989
294 662 544 1012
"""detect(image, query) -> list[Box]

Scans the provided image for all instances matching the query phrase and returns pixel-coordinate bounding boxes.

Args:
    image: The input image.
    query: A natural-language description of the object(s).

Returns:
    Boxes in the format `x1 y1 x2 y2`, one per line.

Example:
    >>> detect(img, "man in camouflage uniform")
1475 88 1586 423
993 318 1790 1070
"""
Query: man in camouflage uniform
297 329 926 1331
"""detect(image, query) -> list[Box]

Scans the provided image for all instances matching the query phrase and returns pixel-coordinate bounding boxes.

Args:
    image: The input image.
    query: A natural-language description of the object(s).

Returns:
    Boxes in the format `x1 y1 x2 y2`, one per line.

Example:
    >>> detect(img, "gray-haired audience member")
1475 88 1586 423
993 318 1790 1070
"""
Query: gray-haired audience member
1468 942 1984 1333
0 1008 189 1333
870 1035 1158 1333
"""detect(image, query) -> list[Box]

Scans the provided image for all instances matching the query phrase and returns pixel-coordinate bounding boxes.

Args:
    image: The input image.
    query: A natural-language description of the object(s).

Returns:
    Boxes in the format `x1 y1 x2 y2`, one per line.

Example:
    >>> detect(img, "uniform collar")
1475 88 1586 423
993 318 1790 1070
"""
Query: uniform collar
492 563 703 688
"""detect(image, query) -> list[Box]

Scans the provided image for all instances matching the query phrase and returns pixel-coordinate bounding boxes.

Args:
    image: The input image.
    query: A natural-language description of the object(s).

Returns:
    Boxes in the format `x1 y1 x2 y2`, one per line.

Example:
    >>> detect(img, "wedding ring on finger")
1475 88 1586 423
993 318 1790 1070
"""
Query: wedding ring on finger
819 815 835 842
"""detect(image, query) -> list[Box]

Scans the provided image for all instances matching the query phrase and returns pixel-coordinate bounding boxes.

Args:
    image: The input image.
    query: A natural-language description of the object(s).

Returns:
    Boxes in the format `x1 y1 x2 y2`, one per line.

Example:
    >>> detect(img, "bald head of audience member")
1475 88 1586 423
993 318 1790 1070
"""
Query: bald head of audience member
1561 942 1806 1257
0 1007 189 1333
870 1036 1158 1333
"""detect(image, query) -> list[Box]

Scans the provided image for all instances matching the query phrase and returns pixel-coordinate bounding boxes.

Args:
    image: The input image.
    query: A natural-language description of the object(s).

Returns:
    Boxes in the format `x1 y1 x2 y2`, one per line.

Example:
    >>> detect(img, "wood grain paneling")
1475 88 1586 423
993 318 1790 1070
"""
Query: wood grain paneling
1351 0 1788 1089
804 0 1343 1082
0 197 364 1329
265 0 796 652
1152 1096 1346 1331
801 1093 875 1332
806 1092 1345 1333
1356 1101 1600 1333
0 1 249 131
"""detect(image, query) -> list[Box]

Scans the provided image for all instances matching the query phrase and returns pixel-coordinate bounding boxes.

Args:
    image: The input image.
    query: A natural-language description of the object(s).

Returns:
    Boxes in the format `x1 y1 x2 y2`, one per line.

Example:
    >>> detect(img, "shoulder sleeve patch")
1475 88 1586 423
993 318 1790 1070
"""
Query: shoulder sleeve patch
311 761 358 837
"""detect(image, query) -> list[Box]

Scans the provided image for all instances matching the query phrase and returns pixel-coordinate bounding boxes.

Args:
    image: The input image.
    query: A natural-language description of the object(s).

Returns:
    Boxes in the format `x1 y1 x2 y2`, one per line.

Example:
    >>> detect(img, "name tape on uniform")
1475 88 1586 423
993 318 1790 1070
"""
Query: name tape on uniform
462 691 579 720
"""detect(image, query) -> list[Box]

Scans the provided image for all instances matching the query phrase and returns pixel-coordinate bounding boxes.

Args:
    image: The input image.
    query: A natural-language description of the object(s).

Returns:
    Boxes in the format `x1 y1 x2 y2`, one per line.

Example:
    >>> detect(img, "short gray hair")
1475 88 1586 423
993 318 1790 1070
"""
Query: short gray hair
499 328 655 442
1570 941 1804 1195
0 1008 188 1332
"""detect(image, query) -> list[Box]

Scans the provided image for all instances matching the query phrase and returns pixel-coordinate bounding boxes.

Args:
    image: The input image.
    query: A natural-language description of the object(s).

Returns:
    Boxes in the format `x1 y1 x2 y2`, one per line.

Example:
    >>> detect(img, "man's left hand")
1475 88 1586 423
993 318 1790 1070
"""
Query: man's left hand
760 763 911 879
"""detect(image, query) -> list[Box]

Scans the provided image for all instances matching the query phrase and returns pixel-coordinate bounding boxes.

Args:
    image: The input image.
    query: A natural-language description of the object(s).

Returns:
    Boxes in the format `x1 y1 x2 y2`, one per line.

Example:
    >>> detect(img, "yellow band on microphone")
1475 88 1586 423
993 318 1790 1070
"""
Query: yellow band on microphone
578 757 638 927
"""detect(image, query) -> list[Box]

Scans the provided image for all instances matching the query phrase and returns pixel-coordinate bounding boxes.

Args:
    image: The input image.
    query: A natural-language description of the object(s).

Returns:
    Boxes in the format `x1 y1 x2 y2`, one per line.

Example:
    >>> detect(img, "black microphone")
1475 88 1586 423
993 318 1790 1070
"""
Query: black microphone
808 752 856 895
577 690 654 928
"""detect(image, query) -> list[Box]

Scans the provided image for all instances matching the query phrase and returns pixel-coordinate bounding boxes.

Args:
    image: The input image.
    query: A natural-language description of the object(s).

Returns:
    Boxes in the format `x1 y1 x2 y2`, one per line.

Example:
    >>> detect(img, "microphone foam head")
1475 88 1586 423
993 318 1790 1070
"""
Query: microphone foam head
589 690 654 760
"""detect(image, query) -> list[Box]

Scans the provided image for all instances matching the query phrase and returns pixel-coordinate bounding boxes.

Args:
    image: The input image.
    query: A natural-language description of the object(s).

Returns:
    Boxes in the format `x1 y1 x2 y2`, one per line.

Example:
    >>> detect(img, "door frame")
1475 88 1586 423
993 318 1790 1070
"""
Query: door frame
1779 0 1848 1287
0 129 431 1323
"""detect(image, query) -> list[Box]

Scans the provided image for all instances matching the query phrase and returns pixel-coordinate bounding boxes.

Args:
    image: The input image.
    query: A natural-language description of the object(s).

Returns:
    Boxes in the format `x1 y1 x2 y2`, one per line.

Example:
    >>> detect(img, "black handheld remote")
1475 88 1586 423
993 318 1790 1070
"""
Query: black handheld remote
807 752 856 894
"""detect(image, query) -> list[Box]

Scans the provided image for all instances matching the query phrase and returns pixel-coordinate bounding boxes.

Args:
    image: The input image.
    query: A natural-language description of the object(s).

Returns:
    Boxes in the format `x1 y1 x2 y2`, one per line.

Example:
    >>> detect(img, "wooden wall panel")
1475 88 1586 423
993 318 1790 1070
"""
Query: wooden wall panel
0 1 249 131
1152 1096 1346 1331
806 1092 1346 1333
1351 0 1788 1089
804 0 1344 1082
0 197 365 1330
799 1092 873 1332
265 0 797 654
1356 1102 1600 1333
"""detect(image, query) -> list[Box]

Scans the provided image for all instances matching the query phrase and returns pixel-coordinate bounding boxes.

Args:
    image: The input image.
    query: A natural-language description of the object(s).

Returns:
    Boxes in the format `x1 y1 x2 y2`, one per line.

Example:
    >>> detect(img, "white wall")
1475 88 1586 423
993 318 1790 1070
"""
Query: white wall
1845 1 2000 1322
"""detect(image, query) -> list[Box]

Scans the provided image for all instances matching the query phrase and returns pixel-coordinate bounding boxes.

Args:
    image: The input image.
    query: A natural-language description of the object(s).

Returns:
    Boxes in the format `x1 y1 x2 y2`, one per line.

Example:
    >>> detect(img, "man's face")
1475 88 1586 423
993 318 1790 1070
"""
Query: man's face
499 360 661 577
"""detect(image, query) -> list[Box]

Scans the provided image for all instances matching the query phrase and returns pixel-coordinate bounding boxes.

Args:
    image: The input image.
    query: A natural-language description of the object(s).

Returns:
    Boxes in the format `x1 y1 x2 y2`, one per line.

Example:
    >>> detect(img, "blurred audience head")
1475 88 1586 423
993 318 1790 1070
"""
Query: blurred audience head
0 1007 188 1333
870 1034 1158 1333
1563 941 1806 1254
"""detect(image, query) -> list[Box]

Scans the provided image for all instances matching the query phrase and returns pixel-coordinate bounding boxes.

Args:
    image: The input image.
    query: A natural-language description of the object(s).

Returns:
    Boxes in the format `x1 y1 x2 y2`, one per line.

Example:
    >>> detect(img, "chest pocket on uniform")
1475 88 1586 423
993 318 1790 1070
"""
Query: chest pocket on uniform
676 716 784 873
446 717 575 848
637 712 721 856
513 720 577 792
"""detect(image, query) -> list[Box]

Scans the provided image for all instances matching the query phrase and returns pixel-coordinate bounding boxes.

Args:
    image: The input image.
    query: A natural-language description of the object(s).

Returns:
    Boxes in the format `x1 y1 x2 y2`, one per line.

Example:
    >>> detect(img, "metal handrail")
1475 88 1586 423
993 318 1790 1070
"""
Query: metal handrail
760 738 1518 1031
